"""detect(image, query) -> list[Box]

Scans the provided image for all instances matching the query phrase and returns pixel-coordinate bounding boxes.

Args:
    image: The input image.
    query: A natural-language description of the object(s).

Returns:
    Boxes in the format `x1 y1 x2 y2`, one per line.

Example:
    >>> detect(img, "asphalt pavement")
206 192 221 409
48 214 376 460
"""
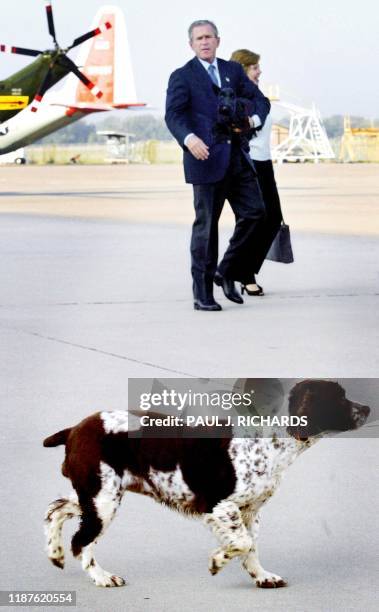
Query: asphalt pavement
0 167 378 611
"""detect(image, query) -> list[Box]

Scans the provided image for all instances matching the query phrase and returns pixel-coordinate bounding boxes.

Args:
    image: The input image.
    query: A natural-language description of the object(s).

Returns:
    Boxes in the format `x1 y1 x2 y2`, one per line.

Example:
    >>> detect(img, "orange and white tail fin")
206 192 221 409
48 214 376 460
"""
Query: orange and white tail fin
51 5 144 109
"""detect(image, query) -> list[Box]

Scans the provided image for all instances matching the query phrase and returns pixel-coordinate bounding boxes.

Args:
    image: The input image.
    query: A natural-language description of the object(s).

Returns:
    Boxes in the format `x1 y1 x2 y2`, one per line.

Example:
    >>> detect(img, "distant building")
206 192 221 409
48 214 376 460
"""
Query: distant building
339 117 379 162
271 124 289 148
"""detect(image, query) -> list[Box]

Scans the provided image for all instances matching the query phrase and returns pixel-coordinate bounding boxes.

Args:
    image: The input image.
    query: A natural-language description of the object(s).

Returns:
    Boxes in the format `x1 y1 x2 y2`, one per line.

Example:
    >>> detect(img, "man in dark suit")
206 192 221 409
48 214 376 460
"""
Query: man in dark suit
165 20 270 311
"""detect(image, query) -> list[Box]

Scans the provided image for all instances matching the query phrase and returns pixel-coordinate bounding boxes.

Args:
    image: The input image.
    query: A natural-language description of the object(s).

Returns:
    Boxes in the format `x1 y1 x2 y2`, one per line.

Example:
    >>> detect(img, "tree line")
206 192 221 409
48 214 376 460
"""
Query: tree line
37 113 379 145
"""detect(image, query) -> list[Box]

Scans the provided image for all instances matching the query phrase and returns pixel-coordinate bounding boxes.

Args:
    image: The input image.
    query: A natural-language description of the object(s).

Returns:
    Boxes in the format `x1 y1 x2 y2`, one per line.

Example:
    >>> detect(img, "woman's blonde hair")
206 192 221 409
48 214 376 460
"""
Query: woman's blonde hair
230 49 260 73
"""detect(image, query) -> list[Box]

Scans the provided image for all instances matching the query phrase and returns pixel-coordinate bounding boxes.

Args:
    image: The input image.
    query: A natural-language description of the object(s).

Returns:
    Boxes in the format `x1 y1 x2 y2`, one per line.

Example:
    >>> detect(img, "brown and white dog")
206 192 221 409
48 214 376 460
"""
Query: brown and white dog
43 380 369 588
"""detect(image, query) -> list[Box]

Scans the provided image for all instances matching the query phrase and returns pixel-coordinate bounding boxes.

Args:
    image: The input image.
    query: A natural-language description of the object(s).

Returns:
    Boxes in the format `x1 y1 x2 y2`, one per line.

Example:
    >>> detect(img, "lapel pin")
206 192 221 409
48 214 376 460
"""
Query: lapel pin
225 77 230 82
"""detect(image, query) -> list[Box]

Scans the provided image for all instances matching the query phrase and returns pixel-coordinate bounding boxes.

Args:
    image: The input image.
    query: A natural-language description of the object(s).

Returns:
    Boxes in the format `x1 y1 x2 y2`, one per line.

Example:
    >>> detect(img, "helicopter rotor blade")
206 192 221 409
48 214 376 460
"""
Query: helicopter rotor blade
45 1 58 45
30 66 54 112
60 54 103 98
0 44 42 57
67 21 112 52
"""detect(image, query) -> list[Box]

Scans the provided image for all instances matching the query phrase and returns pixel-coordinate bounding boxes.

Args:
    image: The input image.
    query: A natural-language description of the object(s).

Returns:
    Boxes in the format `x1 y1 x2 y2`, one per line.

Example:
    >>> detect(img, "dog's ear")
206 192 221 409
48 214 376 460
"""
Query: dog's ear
297 389 313 417
288 382 319 438
288 382 314 416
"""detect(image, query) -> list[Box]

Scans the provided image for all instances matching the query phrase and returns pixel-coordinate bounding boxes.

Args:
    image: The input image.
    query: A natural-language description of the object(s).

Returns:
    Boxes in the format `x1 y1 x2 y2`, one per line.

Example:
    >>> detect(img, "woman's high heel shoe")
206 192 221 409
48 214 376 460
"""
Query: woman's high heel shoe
241 283 264 296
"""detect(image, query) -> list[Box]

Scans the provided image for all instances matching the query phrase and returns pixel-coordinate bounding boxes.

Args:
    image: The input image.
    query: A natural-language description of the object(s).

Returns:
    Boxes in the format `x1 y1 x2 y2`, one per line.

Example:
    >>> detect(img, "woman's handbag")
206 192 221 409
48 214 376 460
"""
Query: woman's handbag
266 222 294 264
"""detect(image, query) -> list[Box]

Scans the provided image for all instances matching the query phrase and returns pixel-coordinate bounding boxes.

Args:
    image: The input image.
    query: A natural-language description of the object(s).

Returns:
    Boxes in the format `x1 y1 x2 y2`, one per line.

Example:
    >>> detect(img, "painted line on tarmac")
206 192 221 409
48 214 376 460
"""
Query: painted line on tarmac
0 293 377 309
10 327 198 378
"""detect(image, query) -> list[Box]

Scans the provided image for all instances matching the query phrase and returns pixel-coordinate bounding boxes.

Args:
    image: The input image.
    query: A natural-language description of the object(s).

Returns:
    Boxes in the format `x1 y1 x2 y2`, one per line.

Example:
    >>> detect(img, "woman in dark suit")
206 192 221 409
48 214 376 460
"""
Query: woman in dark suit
231 49 283 296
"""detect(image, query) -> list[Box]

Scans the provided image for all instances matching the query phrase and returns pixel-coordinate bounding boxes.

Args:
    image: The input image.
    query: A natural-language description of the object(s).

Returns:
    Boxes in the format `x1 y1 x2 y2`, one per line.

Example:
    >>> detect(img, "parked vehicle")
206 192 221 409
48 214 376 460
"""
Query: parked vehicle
0 147 26 164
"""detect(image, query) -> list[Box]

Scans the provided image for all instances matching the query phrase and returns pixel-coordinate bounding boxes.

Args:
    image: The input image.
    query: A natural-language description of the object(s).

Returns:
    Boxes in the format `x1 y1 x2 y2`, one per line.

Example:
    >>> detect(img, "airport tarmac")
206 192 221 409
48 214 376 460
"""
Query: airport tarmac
1 162 379 234
0 162 378 611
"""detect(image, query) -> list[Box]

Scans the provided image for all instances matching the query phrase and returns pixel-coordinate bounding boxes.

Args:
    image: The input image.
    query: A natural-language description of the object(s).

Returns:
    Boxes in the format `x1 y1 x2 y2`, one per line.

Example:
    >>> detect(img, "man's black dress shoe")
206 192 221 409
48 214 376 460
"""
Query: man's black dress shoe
194 298 222 311
214 272 244 304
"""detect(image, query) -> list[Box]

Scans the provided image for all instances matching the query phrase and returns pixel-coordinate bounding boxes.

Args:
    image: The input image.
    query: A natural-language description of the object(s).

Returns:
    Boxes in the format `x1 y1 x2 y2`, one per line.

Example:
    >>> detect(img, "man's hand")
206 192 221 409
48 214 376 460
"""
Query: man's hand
186 135 209 160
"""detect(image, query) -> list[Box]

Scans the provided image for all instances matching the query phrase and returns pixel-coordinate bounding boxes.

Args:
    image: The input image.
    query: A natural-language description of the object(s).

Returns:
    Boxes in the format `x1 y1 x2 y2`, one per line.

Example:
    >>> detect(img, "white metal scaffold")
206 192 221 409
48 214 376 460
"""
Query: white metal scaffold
271 96 335 163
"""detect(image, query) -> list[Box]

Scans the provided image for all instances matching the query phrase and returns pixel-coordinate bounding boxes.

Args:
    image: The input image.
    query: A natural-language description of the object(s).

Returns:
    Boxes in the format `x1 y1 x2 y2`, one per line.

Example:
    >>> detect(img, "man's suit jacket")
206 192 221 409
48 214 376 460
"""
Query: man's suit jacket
165 57 271 185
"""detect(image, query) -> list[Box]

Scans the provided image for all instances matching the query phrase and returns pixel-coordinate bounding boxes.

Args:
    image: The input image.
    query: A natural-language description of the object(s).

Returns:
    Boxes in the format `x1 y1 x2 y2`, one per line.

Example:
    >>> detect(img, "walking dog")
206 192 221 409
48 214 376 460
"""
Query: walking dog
43 380 369 588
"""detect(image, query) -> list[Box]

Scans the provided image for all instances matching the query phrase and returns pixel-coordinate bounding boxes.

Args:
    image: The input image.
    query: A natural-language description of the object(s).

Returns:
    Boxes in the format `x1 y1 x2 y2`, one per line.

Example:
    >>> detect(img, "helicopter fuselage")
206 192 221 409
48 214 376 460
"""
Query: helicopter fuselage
0 54 70 122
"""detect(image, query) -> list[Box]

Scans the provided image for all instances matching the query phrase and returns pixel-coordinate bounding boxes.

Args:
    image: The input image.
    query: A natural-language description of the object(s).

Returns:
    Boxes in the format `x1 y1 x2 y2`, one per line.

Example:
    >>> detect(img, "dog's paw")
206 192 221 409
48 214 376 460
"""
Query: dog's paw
48 546 65 569
49 556 64 569
208 548 231 576
93 571 126 588
255 572 287 588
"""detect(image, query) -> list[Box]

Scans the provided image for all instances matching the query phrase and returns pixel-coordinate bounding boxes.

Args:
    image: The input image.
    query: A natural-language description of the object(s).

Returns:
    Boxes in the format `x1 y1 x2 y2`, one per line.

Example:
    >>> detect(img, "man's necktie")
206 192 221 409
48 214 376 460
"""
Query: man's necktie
208 64 219 86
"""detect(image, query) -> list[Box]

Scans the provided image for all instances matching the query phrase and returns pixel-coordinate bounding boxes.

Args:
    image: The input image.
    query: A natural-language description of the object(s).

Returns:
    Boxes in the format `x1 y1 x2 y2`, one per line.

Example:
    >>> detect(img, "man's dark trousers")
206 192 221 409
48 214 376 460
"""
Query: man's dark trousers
191 143 265 300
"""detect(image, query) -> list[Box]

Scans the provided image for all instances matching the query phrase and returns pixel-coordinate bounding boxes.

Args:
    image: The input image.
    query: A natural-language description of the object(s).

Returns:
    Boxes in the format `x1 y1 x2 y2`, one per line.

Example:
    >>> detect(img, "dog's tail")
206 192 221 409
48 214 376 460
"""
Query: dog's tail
43 428 72 447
